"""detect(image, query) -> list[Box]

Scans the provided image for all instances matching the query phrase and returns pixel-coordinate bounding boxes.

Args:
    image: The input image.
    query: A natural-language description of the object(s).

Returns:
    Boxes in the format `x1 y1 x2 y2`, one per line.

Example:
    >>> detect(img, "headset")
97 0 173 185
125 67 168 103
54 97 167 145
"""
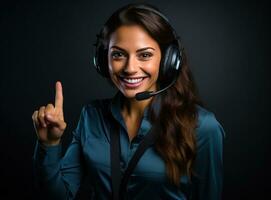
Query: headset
93 3 184 101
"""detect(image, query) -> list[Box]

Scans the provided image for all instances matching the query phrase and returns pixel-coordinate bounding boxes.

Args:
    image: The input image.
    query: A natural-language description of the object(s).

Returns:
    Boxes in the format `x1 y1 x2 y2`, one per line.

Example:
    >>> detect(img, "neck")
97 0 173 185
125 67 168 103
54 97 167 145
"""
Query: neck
121 95 153 120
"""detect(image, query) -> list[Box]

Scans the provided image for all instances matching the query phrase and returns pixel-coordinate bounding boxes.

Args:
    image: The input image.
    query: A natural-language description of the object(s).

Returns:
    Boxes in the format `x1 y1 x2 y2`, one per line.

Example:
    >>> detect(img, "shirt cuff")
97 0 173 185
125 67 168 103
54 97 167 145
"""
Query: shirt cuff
33 140 62 165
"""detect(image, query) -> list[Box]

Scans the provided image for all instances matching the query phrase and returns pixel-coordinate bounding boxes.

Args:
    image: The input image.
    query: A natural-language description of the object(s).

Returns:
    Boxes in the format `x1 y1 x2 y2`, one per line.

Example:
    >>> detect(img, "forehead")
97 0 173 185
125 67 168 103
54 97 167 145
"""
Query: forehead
108 25 159 50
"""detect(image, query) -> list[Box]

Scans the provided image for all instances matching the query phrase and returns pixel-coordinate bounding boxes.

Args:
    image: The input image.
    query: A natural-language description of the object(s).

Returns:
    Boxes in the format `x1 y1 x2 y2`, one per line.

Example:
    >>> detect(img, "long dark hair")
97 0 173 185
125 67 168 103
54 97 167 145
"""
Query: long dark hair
97 3 205 187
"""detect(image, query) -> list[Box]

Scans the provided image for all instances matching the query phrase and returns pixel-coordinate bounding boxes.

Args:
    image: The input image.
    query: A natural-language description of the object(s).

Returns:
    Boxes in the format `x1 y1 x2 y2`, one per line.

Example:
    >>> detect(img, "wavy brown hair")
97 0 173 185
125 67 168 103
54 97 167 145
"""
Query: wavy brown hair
96 3 205 187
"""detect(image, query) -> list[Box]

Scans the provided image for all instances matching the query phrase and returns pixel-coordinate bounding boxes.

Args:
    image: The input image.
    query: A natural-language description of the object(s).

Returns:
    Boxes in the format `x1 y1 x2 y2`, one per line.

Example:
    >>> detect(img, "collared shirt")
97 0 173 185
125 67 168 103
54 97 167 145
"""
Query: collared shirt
33 91 226 200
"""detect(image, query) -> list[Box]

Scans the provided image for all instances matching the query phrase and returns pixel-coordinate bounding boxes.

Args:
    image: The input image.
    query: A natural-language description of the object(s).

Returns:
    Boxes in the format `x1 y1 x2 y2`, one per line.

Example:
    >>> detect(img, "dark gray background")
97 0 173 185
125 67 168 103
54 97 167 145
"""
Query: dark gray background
0 0 270 199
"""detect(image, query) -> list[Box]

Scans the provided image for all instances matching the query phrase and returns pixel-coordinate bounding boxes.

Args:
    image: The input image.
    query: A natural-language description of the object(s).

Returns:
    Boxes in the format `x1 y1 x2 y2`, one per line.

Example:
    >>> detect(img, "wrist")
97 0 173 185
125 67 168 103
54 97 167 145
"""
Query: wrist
40 139 61 147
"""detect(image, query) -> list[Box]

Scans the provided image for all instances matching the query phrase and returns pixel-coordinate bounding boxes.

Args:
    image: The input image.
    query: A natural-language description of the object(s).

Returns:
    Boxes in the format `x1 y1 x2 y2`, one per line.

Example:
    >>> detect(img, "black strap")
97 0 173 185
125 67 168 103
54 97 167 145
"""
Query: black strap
119 126 158 199
111 121 158 200
99 100 158 200
110 118 121 200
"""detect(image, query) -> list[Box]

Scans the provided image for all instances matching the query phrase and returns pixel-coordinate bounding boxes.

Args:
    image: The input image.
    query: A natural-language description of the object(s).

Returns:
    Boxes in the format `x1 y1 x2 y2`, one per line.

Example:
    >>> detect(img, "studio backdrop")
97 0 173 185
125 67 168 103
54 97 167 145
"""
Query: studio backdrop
0 0 270 199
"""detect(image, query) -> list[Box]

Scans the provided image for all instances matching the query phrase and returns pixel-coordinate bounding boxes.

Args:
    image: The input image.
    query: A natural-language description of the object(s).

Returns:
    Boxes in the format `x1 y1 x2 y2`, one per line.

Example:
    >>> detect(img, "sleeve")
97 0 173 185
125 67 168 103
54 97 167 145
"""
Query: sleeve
32 106 87 200
191 112 226 200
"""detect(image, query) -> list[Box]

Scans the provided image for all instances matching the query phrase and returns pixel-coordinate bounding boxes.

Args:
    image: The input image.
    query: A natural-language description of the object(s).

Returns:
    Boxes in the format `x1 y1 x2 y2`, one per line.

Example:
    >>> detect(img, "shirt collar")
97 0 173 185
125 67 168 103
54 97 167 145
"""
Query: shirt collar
109 91 159 131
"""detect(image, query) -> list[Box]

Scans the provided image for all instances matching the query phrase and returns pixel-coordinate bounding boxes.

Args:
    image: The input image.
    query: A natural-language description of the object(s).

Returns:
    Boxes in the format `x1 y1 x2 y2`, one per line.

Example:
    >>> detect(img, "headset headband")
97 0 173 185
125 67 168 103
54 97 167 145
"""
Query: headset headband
128 4 183 57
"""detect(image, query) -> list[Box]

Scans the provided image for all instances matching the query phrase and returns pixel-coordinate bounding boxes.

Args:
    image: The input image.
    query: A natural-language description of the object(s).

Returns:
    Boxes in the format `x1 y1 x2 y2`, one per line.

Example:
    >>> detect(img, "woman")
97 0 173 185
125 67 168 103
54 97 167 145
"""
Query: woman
32 3 226 200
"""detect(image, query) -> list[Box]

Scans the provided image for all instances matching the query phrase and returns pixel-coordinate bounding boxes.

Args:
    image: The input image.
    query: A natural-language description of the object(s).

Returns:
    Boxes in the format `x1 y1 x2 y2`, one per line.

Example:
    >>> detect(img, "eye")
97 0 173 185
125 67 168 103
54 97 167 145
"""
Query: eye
111 51 126 59
139 52 153 59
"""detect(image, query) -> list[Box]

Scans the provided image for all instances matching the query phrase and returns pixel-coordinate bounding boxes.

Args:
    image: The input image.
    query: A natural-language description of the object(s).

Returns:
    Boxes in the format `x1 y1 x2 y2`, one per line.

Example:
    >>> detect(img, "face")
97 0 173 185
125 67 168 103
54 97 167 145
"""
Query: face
108 25 161 99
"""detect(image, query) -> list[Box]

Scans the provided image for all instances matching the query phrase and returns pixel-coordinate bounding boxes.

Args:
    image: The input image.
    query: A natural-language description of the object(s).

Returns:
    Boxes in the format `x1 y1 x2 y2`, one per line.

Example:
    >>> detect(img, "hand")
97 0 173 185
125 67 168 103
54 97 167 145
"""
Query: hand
32 81 67 146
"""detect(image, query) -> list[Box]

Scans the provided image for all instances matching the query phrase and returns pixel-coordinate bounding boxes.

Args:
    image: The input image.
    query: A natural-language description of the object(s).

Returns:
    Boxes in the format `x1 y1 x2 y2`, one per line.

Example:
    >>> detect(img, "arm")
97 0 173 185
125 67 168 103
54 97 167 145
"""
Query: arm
32 106 86 200
192 112 226 200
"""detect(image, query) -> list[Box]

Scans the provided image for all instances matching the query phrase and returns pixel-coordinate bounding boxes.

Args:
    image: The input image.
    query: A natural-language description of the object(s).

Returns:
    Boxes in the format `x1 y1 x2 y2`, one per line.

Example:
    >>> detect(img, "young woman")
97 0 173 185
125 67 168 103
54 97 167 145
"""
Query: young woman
32 3 226 200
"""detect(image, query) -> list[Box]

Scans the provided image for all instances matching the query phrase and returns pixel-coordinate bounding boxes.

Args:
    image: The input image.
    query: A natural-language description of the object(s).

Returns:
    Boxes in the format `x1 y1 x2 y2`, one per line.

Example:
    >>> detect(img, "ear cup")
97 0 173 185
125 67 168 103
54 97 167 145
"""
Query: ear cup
93 37 110 78
159 43 182 84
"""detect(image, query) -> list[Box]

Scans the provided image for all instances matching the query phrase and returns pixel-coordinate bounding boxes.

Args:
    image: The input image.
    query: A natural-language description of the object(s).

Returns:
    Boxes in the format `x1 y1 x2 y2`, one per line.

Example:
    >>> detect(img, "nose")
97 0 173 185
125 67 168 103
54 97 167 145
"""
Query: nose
123 55 139 75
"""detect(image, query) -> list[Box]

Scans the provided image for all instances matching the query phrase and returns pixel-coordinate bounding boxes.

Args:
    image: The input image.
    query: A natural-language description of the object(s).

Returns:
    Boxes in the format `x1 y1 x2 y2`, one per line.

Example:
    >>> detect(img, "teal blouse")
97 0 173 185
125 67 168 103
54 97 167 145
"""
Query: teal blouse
33 91 226 200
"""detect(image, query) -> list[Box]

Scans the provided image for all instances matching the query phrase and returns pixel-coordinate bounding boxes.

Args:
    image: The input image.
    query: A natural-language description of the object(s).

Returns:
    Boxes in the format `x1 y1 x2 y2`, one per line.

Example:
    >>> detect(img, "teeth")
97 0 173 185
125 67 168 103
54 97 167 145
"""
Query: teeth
123 78 143 83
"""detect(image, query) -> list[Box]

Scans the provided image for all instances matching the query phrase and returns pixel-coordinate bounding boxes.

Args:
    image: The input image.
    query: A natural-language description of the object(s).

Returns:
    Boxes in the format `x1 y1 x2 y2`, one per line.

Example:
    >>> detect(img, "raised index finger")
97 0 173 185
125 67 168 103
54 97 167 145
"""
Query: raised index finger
55 81 63 110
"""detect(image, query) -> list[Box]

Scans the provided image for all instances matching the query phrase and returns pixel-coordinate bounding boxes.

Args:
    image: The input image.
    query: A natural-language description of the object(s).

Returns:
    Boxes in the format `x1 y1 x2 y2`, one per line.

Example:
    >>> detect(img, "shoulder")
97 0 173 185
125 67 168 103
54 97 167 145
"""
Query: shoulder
192 105 225 191
73 98 113 141
195 105 226 148
75 98 112 130
80 98 112 117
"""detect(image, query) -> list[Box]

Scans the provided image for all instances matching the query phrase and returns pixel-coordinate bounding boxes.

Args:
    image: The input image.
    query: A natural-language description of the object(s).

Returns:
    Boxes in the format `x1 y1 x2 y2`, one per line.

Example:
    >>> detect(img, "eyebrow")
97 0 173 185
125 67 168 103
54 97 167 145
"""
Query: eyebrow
110 45 155 52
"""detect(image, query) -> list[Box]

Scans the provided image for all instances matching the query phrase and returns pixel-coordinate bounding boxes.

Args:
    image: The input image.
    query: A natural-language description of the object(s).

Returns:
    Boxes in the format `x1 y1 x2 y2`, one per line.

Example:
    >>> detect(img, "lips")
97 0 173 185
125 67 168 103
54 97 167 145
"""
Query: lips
118 76 148 89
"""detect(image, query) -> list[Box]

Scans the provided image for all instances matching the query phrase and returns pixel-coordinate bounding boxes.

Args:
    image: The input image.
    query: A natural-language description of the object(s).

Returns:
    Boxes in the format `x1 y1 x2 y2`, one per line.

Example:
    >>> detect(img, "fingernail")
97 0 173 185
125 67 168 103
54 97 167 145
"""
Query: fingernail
46 114 52 118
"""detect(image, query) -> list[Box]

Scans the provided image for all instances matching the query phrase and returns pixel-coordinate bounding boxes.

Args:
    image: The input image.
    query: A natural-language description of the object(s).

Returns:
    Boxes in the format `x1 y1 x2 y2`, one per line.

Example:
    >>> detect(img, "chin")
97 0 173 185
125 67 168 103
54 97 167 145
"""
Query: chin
120 89 142 99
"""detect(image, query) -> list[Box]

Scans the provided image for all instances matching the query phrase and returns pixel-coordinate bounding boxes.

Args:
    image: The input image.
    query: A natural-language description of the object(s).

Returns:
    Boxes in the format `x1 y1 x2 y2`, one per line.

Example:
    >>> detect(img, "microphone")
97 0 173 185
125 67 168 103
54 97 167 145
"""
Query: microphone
135 75 177 101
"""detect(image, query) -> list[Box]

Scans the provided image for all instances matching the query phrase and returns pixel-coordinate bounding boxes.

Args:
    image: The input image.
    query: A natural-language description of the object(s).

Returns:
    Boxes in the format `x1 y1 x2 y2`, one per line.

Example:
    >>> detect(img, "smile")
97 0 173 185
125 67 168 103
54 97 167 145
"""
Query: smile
123 77 144 83
119 76 148 88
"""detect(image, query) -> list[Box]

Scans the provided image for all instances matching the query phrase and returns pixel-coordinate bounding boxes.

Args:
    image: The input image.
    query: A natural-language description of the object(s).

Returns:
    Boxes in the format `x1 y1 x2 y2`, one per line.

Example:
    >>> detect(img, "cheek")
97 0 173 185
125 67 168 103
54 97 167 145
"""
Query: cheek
108 61 123 85
108 58 124 75
145 60 160 78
